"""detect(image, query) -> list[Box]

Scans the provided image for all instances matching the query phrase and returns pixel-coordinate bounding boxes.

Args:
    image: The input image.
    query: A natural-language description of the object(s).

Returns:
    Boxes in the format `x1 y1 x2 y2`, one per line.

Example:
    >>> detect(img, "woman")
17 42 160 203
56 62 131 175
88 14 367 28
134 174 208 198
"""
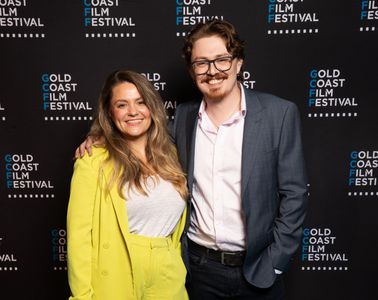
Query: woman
67 70 188 300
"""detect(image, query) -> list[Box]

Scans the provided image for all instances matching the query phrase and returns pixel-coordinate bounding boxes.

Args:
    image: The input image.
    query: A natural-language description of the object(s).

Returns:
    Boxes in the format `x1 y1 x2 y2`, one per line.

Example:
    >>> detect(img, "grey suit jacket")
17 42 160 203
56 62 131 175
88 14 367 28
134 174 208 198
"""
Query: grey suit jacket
172 88 308 288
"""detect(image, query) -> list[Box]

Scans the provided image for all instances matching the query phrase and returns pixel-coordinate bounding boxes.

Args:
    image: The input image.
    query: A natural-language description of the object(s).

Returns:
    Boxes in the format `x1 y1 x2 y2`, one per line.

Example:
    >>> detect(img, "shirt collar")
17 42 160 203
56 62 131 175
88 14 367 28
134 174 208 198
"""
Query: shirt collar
198 83 247 121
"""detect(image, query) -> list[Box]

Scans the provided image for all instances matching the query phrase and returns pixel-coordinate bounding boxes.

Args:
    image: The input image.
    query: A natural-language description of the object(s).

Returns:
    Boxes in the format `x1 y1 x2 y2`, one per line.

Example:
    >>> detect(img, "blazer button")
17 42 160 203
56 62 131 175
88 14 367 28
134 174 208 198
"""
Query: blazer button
103 243 110 249
101 270 108 276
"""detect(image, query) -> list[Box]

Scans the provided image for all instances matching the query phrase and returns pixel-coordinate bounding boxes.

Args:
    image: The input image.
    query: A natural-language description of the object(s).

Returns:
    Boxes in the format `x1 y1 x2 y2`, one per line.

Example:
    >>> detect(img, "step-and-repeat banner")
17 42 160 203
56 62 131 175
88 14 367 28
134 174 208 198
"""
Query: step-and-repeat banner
1 1 377 299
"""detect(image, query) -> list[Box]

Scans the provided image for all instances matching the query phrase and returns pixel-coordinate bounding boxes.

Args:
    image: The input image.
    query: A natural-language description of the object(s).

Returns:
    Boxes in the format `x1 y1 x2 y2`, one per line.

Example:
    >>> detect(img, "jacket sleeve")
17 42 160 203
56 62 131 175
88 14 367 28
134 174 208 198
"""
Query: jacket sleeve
270 102 308 272
67 156 98 300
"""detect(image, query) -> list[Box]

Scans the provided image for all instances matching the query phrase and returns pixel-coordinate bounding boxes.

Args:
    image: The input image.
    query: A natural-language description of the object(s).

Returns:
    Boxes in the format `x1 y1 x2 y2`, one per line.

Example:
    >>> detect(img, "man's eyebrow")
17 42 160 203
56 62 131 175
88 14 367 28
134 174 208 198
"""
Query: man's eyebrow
192 53 231 61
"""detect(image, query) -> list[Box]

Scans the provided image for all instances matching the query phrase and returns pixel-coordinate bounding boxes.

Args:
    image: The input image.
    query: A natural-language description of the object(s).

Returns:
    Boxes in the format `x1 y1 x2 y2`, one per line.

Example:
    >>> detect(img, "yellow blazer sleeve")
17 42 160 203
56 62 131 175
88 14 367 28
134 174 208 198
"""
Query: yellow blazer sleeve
67 155 98 300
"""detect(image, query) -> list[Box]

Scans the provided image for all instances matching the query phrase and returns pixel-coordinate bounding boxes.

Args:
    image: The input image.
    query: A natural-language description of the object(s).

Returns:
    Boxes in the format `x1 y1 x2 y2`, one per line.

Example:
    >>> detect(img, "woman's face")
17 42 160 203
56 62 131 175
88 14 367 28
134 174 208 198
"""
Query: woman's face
109 82 152 143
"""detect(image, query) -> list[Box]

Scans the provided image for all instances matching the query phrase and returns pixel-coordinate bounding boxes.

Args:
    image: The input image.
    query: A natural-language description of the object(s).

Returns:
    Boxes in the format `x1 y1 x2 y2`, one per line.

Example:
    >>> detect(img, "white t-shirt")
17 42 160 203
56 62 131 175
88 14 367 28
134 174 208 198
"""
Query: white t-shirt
125 177 185 237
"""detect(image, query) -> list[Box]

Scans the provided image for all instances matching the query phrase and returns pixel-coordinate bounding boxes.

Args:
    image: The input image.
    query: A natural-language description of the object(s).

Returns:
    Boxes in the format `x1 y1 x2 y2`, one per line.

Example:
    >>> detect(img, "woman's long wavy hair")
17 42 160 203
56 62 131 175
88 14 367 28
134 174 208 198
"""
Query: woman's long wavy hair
90 69 188 200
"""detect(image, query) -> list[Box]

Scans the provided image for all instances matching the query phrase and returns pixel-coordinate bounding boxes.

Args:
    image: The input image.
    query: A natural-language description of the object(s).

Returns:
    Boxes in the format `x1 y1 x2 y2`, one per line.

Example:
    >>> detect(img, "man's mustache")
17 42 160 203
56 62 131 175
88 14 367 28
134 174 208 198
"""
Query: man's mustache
200 72 228 83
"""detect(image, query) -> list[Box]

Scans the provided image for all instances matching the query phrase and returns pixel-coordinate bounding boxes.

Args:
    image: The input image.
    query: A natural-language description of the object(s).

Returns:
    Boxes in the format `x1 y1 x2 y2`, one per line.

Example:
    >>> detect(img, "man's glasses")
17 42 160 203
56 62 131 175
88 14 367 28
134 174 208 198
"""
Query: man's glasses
191 56 234 75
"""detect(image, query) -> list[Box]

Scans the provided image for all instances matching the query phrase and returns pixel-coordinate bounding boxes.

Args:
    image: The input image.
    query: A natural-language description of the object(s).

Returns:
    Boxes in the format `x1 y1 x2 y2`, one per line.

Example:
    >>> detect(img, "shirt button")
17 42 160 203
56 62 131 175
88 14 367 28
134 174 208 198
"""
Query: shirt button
103 243 110 249
101 270 108 276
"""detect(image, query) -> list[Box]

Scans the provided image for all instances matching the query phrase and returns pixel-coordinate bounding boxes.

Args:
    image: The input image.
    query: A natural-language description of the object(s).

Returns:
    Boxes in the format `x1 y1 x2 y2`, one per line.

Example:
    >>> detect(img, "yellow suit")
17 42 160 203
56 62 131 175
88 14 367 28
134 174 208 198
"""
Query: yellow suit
67 147 187 300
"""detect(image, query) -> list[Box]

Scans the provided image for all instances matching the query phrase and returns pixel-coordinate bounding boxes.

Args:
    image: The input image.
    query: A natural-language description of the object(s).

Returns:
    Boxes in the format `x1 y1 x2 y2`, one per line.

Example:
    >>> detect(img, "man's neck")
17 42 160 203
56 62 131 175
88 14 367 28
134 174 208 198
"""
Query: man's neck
204 84 241 128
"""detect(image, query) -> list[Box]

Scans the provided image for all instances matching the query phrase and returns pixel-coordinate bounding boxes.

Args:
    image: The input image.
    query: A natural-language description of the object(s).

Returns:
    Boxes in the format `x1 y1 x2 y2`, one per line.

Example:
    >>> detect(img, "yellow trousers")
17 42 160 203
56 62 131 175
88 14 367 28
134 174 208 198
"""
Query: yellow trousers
128 233 188 300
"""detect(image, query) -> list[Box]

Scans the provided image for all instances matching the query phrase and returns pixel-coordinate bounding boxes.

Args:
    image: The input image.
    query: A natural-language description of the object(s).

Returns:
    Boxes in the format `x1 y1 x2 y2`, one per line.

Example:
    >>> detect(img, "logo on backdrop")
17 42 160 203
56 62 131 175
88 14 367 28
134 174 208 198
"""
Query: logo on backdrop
141 72 177 120
0 100 5 121
306 68 358 118
176 0 224 37
42 73 93 121
0 0 46 39
360 0 378 32
241 71 257 90
267 0 320 35
0 236 18 272
348 150 378 197
51 229 67 271
300 227 349 271
4 153 55 199
141 72 167 92
83 0 136 38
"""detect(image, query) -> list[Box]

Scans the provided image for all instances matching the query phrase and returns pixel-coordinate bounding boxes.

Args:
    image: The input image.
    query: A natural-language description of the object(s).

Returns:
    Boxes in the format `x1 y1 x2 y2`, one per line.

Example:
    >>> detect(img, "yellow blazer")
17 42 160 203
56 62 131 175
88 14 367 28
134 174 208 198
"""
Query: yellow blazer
67 147 187 300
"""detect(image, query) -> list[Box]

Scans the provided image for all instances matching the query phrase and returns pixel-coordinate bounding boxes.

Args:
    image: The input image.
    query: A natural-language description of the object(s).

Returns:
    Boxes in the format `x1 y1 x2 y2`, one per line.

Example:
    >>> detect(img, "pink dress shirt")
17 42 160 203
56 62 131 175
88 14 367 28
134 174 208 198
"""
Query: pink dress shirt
187 85 247 251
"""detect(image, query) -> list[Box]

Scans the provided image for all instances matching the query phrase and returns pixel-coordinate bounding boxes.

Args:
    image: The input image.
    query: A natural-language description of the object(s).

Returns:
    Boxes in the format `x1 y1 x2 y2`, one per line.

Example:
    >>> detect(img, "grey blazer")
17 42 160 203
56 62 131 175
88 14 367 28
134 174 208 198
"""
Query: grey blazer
172 88 308 288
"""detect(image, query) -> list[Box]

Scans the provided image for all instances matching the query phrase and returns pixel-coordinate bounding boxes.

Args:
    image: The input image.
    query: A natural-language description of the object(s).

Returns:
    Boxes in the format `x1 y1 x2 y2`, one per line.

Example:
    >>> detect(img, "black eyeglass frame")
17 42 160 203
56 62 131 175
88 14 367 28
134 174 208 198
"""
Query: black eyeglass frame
191 56 234 75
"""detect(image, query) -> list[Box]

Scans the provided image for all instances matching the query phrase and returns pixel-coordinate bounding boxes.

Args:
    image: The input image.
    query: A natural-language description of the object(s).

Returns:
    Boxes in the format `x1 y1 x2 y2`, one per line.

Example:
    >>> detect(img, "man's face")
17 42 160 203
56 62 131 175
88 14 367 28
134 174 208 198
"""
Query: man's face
190 35 243 102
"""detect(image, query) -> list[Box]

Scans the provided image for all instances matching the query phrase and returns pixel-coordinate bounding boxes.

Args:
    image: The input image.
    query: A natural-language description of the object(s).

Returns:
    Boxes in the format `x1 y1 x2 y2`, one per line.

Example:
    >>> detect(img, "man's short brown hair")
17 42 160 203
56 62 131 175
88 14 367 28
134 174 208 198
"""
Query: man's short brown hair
182 19 245 67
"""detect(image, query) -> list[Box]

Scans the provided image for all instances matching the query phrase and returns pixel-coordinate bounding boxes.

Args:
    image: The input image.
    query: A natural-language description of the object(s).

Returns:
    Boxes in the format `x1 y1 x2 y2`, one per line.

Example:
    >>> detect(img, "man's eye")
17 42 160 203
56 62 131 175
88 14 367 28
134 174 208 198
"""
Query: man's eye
217 58 230 62
196 61 208 67
217 57 233 63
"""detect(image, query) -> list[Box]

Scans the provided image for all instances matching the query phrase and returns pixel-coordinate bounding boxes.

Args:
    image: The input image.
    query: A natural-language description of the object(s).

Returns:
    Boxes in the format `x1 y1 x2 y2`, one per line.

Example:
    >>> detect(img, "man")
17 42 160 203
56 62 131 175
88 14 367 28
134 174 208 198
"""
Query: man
173 20 308 299
77 19 308 300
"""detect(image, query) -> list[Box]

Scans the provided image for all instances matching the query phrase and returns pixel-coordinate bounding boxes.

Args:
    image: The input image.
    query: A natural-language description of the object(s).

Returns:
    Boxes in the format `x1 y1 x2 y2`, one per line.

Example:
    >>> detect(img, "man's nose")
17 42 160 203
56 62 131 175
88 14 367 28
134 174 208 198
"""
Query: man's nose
207 61 218 75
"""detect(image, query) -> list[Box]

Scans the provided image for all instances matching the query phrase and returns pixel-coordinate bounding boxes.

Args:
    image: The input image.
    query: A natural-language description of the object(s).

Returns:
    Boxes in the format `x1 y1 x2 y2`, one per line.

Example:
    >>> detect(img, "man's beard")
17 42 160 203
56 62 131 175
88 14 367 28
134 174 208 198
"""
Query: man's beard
201 72 229 101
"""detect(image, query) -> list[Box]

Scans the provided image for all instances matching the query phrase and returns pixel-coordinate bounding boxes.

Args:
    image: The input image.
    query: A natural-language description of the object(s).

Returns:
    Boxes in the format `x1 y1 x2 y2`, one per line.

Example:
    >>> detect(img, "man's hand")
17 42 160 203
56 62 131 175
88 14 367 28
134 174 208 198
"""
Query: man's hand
74 136 104 158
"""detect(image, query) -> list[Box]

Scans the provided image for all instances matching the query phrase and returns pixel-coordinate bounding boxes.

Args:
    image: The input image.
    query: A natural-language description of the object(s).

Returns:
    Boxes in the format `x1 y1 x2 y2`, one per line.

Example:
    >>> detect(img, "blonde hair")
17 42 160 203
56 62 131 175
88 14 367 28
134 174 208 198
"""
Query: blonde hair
90 69 188 199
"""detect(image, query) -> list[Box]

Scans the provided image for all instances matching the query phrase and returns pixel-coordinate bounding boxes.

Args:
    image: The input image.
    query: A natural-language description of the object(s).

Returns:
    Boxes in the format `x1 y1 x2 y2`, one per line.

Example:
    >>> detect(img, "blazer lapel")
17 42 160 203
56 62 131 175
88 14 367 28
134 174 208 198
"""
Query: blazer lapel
100 164 130 240
109 187 130 238
179 102 199 234
185 103 200 194
241 90 264 197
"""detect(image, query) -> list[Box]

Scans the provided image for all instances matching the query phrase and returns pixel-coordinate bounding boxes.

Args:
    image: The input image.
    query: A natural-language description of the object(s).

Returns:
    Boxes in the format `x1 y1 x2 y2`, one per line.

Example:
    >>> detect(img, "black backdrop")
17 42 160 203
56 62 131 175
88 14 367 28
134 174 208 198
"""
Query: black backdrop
1 1 377 299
